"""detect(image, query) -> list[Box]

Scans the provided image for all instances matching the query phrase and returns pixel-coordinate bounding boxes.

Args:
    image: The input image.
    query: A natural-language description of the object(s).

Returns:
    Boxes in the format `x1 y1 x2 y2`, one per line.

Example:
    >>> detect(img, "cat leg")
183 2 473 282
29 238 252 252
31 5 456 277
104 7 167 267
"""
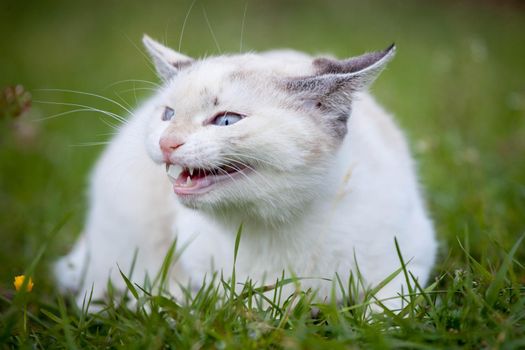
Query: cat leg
54 116 176 308
54 233 89 294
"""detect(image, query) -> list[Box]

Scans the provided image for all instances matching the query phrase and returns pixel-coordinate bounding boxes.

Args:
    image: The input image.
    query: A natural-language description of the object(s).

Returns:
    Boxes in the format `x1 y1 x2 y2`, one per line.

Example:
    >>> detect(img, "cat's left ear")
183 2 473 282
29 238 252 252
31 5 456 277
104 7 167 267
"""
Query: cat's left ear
284 44 395 132
143 34 194 81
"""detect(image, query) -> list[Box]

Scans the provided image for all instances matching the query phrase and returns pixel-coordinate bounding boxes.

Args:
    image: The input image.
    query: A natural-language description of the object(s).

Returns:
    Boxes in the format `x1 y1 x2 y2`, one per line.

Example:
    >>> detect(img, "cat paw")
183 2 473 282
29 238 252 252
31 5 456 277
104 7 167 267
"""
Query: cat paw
53 255 84 294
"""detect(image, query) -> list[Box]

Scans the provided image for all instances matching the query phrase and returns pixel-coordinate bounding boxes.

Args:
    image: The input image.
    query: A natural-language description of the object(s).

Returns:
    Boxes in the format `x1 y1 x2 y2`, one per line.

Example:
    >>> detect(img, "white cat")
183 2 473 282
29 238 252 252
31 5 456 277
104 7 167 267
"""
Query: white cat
54 35 437 310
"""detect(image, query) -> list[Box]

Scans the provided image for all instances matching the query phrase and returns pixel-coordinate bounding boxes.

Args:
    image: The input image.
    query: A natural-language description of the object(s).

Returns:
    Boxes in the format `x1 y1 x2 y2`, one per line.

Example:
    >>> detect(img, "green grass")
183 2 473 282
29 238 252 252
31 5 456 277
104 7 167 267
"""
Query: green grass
1 0 524 348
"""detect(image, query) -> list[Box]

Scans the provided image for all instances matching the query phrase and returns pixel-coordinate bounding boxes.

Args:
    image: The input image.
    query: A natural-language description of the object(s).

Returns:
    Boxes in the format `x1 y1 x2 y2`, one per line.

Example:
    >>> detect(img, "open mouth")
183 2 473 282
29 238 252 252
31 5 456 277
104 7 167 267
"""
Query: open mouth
165 163 248 195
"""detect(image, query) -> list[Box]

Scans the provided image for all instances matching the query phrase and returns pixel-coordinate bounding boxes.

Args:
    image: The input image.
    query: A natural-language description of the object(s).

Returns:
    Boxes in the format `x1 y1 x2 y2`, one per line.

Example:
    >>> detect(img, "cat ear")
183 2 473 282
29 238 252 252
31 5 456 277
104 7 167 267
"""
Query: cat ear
284 44 395 123
142 34 194 81
311 43 396 88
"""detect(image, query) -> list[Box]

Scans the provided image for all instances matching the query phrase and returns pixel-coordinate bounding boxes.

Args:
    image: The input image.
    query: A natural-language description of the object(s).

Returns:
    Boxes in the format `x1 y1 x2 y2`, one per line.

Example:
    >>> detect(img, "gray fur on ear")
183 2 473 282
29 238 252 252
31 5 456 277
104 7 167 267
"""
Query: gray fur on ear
287 44 395 95
283 44 395 137
313 44 396 77
142 34 194 81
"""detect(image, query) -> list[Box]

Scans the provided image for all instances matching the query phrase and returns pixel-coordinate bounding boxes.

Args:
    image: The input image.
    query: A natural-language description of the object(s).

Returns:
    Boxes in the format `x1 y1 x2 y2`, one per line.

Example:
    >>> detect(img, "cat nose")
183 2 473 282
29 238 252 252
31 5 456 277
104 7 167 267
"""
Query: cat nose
159 135 185 162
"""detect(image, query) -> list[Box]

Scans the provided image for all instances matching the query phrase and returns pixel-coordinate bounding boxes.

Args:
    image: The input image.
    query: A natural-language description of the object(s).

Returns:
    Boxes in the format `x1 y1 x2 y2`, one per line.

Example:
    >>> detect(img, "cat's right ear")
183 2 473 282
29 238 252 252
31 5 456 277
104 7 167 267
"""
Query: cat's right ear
142 34 194 81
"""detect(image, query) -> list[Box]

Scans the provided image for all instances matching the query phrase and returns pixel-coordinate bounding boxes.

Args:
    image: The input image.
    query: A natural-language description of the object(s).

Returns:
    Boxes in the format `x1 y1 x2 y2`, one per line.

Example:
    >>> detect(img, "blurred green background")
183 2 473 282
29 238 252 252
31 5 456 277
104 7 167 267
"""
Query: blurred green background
0 0 524 294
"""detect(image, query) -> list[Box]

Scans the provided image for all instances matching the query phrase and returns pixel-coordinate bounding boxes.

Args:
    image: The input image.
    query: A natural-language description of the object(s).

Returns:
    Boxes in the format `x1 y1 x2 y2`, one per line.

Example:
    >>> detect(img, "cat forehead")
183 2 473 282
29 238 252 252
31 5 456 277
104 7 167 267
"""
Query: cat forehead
200 52 313 74
167 52 314 92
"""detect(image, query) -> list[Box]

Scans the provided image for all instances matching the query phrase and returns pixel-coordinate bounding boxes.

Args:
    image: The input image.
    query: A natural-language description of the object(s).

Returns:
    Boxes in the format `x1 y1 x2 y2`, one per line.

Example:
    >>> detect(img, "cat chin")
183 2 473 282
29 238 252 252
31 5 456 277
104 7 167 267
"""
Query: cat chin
172 182 243 209
176 182 323 226
174 191 245 213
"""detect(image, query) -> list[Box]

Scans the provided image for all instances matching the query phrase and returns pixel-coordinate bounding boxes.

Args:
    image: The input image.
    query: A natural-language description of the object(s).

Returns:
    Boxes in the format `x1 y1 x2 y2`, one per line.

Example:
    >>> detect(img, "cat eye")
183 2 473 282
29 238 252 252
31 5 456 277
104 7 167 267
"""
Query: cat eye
162 106 175 121
211 112 244 126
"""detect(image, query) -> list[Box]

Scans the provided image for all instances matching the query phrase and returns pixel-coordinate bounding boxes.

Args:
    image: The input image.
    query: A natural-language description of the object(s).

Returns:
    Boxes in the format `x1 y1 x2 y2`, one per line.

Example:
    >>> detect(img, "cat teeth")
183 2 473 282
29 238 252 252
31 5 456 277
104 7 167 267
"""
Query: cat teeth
166 164 183 181
189 167 194 176
186 176 192 186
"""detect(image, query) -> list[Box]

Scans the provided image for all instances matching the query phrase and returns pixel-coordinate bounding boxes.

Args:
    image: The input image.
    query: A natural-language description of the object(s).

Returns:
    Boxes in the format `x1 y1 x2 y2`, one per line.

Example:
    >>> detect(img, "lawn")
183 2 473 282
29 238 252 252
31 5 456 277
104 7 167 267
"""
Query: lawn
1 0 524 348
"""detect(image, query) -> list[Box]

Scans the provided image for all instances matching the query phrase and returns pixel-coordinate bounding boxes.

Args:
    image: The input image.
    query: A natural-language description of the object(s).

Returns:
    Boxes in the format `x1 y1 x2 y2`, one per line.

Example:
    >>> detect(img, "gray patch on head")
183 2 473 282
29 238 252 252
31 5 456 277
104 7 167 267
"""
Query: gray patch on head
283 76 355 139
198 88 219 110
315 100 350 139
229 70 249 82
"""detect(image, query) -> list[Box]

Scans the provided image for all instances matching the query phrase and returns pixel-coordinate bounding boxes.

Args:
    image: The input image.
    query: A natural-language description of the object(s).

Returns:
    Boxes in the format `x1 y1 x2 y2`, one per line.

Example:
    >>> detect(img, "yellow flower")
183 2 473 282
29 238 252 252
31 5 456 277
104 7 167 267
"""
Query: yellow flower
13 275 34 292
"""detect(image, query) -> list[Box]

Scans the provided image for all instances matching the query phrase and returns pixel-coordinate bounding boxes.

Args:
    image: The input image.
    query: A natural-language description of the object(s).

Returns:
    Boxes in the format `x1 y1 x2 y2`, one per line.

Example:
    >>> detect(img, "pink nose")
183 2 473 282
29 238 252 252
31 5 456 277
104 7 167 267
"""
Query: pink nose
159 135 184 162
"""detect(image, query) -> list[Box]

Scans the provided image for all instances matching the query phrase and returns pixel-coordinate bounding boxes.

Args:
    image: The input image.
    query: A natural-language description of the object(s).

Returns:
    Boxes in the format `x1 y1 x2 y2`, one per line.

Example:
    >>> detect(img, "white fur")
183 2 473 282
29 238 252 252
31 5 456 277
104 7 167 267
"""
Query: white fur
54 39 437 310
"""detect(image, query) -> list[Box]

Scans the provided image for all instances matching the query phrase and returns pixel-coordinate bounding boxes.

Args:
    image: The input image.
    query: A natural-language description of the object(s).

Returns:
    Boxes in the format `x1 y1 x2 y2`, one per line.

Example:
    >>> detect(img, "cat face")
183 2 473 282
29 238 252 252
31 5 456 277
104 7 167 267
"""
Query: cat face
142 35 394 221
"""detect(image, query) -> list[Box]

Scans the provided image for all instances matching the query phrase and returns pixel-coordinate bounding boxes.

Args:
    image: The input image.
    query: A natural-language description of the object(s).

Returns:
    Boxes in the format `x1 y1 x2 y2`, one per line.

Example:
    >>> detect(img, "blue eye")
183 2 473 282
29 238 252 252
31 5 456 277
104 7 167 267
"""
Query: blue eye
162 106 175 121
212 112 243 126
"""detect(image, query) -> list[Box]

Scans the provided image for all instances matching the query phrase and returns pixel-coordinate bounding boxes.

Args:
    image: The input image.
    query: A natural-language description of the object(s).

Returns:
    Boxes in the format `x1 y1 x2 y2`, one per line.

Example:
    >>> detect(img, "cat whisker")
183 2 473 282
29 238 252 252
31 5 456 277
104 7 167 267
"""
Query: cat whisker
213 167 238 184
239 0 249 52
213 159 274 199
98 116 122 130
37 88 135 117
212 165 272 206
104 79 161 90
219 158 263 179
214 170 282 213
125 33 159 78
111 85 158 108
201 6 222 54
222 152 282 169
210 152 303 204
34 108 97 122
179 0 198 52
69 141 111 148
220 156 281 189
163 21 170 53
206 165 248 202
113 90 135 113
34 100 128 125
115 87 159 94
220 156 306 207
